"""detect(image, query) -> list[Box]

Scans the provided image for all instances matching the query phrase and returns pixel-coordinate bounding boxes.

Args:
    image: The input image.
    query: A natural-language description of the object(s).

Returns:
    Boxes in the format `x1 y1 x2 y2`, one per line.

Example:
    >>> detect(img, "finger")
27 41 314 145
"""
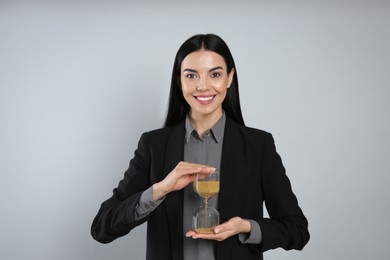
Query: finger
187 226 226 238
177 165 216 176
185 230 197 237
179 161 214 168
179 162 217 172
195 172 212 180
188 232 228 241
213 223 229 234
214 226 222 234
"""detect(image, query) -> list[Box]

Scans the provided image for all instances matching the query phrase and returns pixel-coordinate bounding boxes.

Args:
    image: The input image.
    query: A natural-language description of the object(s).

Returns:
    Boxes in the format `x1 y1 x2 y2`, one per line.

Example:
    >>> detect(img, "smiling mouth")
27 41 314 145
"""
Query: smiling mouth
196 96 214 101
194 95 216 105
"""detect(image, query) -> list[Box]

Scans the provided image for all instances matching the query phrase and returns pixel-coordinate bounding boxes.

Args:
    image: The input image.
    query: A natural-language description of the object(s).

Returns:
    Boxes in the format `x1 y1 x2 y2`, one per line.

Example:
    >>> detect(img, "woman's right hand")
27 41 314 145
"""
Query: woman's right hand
152 161 215 201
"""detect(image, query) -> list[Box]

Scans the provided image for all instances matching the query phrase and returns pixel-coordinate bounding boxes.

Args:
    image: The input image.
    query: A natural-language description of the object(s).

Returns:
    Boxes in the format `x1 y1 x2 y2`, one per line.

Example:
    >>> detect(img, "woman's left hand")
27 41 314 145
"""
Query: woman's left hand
185 217 251 241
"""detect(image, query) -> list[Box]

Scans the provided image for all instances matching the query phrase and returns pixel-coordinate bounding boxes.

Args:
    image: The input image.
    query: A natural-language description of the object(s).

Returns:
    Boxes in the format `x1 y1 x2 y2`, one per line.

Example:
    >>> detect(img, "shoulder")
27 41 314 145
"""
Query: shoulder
139 122 185 144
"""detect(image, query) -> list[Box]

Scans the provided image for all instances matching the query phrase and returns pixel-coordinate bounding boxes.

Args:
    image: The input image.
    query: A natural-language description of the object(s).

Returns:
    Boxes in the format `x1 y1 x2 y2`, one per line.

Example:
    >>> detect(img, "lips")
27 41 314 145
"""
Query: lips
195 95 216 105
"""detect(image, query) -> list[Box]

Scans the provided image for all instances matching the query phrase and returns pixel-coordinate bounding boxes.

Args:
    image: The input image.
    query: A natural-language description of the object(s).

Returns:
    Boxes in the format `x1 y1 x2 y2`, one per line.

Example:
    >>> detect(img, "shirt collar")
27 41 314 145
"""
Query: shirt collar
185 112 226 143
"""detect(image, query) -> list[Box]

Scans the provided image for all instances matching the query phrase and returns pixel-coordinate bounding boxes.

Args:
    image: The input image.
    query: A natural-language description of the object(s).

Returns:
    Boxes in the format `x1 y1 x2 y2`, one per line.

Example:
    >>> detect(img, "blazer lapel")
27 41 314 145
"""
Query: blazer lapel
163 123 185 260
216 117 243 259
218 117 242 222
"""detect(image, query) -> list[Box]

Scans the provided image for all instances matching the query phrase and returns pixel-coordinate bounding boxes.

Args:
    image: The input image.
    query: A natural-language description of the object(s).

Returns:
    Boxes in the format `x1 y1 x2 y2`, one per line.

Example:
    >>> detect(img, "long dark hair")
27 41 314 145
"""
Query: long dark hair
164 34 245 127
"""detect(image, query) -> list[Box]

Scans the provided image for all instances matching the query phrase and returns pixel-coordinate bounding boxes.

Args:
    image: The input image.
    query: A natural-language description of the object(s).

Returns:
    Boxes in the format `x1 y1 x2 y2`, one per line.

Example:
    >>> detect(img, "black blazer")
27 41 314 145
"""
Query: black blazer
91 116 309 260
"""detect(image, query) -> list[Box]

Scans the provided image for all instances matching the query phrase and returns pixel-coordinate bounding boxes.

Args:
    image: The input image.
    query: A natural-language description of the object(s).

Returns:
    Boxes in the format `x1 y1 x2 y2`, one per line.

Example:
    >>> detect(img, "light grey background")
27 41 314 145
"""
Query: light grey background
1 1 389 259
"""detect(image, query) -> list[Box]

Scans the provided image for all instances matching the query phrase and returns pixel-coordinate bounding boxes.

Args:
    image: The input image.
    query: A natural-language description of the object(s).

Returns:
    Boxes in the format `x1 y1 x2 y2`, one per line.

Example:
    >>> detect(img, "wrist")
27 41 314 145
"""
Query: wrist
152 182 168 201
240 218 251 234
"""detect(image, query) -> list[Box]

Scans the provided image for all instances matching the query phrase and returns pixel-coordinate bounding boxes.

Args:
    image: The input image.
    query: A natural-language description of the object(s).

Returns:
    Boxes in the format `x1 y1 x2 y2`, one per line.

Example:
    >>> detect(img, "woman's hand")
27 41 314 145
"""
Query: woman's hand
185 217 251 241
152 161 215 201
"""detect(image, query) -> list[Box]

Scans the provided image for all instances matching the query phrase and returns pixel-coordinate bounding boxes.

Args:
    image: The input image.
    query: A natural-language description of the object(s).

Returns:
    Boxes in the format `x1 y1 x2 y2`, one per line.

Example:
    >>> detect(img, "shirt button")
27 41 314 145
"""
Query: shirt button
145 204 150 209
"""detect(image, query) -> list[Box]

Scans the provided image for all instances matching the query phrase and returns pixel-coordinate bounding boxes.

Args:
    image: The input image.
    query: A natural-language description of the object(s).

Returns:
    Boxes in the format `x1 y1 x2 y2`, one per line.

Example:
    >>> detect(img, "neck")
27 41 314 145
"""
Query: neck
189 110 222 138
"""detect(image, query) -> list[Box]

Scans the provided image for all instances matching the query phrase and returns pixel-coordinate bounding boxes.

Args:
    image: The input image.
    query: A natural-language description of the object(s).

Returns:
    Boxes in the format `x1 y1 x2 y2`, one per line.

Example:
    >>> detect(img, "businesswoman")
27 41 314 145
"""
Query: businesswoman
91 34 309 260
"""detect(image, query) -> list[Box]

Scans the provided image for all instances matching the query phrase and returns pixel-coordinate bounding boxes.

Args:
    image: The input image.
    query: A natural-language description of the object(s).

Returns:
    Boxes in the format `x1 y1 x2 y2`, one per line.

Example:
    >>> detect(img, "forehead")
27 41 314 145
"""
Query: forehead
181 50 226 70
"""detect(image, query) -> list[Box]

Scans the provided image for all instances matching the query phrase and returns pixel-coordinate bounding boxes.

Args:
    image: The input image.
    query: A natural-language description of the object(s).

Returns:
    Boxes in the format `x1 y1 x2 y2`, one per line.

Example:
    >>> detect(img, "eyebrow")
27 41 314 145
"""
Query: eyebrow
182 66 224 73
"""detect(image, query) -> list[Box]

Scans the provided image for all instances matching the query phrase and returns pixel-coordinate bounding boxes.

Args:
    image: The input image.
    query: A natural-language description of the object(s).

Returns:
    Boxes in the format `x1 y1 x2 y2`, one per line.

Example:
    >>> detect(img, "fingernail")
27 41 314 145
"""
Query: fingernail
214 228 220 233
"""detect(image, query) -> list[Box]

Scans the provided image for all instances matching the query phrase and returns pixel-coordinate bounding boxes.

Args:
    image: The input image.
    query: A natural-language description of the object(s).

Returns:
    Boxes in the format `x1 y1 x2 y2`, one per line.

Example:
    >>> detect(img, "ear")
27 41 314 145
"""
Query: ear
227 68 235 88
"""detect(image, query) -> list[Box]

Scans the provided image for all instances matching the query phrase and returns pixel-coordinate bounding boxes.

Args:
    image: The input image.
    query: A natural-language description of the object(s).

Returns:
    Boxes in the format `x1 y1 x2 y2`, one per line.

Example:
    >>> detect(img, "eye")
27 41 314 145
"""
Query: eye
211 72 220 78
185 73 197 79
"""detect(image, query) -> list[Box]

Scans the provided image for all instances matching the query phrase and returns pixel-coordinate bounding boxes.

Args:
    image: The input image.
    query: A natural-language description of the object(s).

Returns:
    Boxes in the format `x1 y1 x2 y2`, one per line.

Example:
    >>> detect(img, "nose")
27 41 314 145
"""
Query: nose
196 77 208 91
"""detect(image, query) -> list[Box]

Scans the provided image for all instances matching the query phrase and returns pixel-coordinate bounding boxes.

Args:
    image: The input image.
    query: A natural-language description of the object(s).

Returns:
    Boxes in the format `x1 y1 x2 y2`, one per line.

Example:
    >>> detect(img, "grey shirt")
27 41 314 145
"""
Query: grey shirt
182 113 224 260
134 112 262 259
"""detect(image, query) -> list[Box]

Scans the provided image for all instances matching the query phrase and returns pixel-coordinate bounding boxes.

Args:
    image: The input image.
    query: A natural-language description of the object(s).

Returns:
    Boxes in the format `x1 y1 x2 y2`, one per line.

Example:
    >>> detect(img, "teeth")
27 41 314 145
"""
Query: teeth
197 96 213 101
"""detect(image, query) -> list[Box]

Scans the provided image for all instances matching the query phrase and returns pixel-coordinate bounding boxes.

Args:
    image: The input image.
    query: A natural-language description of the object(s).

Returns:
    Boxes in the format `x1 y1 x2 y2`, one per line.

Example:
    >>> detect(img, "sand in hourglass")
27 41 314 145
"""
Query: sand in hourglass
195 180 220 198
193 180 220 234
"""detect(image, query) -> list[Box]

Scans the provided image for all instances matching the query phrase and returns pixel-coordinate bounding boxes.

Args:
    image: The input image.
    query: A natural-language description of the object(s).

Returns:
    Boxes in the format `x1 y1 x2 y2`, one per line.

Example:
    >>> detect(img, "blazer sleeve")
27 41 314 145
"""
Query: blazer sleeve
91 133 152 244
257 133 310 252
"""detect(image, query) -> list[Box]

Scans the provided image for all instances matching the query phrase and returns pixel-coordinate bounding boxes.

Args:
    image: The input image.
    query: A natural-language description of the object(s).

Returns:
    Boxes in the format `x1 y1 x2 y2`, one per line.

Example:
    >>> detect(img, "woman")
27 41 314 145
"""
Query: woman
91 34 309 260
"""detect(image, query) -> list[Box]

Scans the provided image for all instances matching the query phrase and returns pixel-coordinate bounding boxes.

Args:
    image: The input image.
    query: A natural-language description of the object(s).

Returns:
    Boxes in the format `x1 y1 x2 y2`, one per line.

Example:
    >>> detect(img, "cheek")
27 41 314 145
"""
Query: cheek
181 80 196 94
180 84 190 96
213 80 229 93
180 85 195 102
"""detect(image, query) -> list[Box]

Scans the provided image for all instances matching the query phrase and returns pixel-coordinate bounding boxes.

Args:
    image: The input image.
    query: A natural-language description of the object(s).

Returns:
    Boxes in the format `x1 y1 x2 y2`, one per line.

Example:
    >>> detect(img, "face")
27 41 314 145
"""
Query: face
180 50 234 121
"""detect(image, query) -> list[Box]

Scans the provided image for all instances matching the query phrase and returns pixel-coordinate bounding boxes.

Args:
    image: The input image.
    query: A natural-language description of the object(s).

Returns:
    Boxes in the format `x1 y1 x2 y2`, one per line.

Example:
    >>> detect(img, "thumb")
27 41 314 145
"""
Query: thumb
213 224 225 234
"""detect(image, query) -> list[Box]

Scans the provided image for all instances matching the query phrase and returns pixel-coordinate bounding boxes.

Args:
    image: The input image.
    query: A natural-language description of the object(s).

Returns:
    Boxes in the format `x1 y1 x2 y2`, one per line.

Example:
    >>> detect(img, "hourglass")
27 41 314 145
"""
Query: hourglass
192 171 220 234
